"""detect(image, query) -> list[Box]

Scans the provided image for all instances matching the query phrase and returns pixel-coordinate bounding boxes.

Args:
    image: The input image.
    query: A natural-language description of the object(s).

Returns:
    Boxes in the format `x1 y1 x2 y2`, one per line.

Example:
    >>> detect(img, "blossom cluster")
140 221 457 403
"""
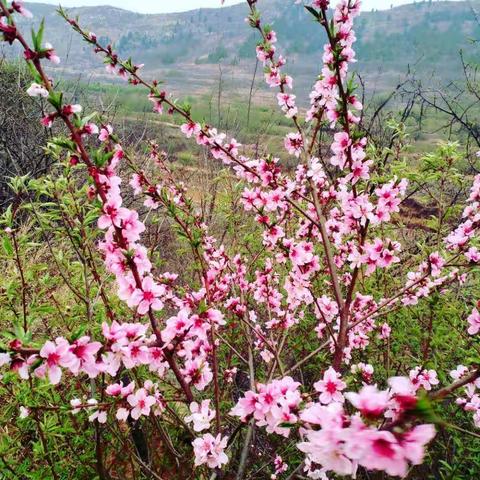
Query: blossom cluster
450 364 480 428
4 322 165 384
306 0 362 126
232 373 436 478
446 174 480 253
230 376 302 437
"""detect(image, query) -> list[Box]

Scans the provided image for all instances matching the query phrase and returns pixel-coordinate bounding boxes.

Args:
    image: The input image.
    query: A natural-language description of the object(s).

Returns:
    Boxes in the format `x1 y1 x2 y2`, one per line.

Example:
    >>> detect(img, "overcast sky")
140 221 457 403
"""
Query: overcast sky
27 0 454 14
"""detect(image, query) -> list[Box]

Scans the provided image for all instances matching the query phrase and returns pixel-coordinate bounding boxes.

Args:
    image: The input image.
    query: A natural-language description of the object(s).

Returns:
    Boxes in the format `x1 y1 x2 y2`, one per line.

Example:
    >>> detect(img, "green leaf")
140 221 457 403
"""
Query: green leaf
80 112 98 127
31 19 45 52
411 394 441 423
304 5 320 20
26 61 42 84
48 90 63 110
198 299 208 314
2 204 13 228
2 236 13 256
70 324 87 342
93 148 113 168
48 136 76 151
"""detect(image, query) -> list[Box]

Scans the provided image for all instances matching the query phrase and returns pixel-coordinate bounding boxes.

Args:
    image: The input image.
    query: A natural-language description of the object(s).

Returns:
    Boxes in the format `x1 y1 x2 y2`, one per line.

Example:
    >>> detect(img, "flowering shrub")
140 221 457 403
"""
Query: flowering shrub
1 0 480 478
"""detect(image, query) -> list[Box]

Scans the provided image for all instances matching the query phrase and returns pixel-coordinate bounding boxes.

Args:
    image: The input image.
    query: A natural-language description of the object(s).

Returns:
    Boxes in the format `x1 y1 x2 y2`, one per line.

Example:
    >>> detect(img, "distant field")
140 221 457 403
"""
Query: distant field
65 78 477 168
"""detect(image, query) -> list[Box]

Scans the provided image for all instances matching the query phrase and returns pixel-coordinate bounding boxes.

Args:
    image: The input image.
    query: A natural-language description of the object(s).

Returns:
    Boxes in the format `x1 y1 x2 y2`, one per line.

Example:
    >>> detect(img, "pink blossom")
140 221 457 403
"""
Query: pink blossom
129 276 165 315
379 322 391 340
273 455 288 476
277 93 298 118
314 367 346 404
409 367 439 392
35 338 75 384
231 377 301 437
116 407 129 421
70 398 82 414
12 1 33 18
121 341 150 368
181 359 213 391
98 124 113 141
345 385 389 419
127 388 156 420
289 241 314 267
41 113 56 128
312 0 330 9
61 104 82 116
284 132 304 157
44 42 60 64
69 336 102 377
161 309 191 345
88 409 107 424
297 403 355 475
467 307 480 335
256 43 275 63
0 353 11 367
399 424 436 465
351 362 374 383
82 123 99 135
359 430 407 477
19 406 30 418
465 247 480 263
450 365 469 380
181 121 201 138
97 196 129 229
148 93 163 113
121 210 145 242
230 390 258 421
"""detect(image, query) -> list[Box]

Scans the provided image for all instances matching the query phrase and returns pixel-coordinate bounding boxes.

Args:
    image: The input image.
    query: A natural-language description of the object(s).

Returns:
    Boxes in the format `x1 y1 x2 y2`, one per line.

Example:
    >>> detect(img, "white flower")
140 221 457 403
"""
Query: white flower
19 406 30 418
26 83 49 98
127 388 156 420
116 407 129 421
0 353 11 367
192 433 229 469
185 400 215 432
89 409 107 423
70 398 82 414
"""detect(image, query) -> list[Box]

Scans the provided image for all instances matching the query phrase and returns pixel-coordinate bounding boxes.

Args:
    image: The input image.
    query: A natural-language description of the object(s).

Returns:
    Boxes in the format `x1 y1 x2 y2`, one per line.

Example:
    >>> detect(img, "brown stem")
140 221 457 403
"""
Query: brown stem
309 180 346 369
33 411 60 480
431 368 480 401
11 230 28 331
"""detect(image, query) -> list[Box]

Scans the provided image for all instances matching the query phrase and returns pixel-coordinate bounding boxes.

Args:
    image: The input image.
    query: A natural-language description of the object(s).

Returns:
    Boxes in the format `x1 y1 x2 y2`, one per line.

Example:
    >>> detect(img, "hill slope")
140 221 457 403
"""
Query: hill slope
5 1 480 99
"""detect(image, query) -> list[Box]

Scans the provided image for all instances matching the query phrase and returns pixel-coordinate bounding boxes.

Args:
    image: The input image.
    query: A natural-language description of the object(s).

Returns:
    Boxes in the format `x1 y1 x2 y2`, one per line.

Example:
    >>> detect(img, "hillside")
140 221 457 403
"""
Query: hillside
5 1 480 101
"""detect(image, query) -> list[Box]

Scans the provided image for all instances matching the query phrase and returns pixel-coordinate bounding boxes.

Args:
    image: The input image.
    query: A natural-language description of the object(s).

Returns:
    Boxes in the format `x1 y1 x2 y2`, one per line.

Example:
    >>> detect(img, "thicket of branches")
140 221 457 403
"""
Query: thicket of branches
0 61 52 210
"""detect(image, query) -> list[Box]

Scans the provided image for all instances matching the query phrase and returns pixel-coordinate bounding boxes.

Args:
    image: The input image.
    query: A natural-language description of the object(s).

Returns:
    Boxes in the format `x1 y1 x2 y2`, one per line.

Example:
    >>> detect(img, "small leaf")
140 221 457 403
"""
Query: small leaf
411 394 441 423
304 6 320 19
70 324 87 342
2 236 14 256
48 91 63 109
31 19 45 52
